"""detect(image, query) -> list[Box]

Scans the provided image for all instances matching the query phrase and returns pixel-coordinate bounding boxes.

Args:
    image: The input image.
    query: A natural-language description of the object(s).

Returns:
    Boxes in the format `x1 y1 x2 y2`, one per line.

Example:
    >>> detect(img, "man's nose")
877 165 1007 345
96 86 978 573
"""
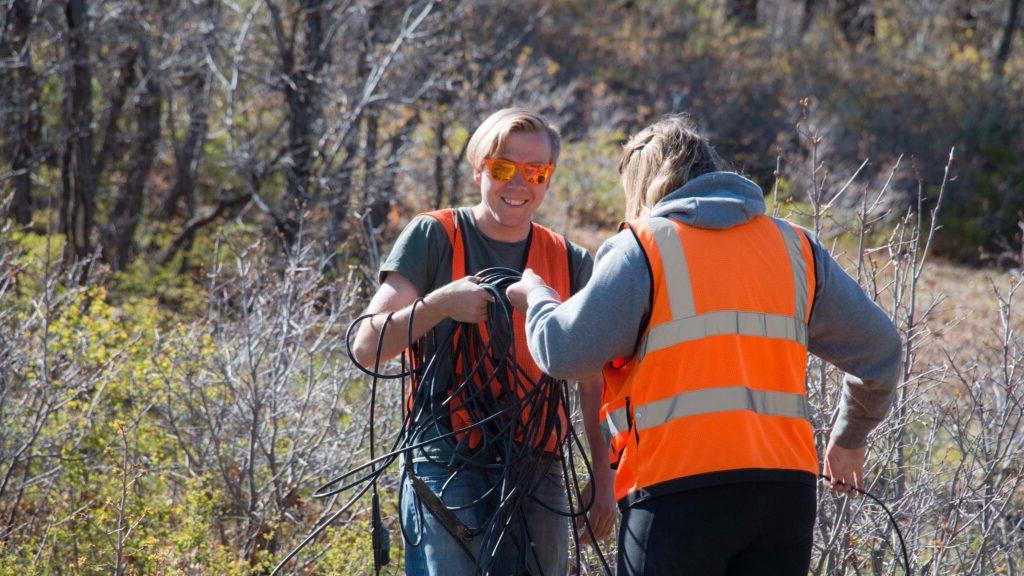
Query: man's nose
507 167 527 186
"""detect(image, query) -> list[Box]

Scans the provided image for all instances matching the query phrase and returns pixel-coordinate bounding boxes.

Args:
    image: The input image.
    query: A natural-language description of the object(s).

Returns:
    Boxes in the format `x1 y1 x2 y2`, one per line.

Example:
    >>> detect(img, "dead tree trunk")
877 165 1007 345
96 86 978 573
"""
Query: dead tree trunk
93 46 138 180
158 0 217 238
996 0 1022 74
362 109 386 230
61 0 96 268
433 117 447 209
161 66 209 221
326 4 378 266
1 0 40 225
431 109 468 209
105 35 162 270
725 0 758 26
835 0 876 46
268 0 329 246
800 0 819 34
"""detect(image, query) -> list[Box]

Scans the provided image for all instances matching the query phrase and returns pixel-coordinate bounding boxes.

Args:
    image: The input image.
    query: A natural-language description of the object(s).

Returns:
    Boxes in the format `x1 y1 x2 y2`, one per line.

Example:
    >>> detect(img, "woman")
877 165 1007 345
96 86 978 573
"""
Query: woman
351 108 616 576
507 114 901 575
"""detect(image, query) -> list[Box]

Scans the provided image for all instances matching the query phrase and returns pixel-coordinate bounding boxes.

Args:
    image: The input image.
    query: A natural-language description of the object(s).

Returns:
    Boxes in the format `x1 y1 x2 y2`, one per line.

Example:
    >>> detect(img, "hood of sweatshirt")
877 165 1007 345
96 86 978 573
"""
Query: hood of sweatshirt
649 171 766 230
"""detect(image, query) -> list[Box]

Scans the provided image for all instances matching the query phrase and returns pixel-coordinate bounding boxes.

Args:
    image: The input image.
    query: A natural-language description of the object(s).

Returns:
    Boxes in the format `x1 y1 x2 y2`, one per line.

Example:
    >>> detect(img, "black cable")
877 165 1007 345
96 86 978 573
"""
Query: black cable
271 268 610 576
819 473 912 575
272 269 913 576
369 311 393 575
271 267 914 576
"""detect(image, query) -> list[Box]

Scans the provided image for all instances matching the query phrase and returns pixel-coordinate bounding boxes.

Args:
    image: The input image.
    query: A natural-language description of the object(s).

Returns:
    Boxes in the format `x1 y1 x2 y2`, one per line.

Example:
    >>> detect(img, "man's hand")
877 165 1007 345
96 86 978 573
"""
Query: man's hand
425 276 493 323
823 439 867 495
576 476 617 546
505 268 547 314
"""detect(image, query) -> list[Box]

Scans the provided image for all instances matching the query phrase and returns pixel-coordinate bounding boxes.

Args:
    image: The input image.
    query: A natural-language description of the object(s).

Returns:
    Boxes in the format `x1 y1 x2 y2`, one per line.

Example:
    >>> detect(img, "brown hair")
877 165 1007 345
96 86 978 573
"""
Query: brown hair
619 114 726 220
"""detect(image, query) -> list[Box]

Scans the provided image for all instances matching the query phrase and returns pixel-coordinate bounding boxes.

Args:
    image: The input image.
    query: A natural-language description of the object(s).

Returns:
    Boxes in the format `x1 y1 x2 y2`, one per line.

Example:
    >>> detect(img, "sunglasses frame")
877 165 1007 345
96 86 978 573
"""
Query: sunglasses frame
482 158 554 185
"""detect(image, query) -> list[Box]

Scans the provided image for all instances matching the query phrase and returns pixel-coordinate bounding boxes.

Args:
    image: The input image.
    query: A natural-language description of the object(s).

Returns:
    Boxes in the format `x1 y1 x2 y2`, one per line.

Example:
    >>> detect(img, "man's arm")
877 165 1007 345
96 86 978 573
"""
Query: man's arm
350 272 493 367
577 373 616 543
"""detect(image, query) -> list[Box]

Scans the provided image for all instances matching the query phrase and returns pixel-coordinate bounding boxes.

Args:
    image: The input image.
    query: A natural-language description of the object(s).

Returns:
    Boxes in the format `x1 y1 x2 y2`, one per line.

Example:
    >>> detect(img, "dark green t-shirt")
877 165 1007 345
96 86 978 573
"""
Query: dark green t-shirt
379 207 593 464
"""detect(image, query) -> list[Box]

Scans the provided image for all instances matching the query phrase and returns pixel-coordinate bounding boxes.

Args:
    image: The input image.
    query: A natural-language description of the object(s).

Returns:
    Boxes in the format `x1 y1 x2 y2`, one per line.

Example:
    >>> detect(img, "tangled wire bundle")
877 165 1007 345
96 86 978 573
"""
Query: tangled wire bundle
272 268 612 575
271 267 912 576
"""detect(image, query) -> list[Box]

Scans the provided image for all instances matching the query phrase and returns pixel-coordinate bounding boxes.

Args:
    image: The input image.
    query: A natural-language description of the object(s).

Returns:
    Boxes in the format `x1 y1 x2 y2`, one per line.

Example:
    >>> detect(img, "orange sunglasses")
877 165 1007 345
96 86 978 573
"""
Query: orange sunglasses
482 158 554 185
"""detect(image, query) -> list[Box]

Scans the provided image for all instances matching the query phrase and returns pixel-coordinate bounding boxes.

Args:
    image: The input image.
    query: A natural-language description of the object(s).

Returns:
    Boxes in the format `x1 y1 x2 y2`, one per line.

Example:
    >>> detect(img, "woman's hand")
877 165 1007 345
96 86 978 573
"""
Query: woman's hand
576 475 617 546
424 275 493 324
823 439 867 495
506 268 547 314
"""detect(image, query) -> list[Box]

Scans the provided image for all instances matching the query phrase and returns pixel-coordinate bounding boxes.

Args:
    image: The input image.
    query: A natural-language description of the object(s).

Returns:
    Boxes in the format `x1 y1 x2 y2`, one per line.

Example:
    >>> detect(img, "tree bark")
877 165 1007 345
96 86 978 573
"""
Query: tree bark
725 0 758 26
433 118 447 209
161 65 209 221
61 0 96 268
835 0 876 45
799 0 818 34
362 109 386 230
268 0 329 245
996 0 1022 73
326 3 378 266
432 113 468 209
1 0 40 225
93 46 138 179
105 36 162 270
299 0 326 209
380 112 420 213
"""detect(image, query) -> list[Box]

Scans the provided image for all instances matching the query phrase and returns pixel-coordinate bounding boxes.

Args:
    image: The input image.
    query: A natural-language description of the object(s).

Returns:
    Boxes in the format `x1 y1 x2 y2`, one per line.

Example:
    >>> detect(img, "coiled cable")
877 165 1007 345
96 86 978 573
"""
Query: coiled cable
271 268 611 575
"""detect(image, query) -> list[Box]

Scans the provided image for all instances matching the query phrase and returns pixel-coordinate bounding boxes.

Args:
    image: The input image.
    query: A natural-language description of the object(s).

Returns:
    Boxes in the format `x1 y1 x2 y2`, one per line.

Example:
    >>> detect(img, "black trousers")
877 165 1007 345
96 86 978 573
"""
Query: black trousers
617 482 817 576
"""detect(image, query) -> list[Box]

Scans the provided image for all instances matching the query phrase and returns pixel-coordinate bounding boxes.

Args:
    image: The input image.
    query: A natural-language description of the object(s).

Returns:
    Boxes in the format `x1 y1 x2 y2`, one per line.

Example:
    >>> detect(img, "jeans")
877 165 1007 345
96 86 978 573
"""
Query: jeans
400 460 569 576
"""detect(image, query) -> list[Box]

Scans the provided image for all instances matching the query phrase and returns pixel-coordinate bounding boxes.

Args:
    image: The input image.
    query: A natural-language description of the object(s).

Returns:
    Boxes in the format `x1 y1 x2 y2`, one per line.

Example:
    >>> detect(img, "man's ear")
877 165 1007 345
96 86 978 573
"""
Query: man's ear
473 168 483 185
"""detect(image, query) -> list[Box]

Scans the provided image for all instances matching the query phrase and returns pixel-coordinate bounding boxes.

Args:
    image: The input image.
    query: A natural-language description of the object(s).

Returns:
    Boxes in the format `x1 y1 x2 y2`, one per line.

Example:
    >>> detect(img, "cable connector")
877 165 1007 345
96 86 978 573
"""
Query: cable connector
371 492 390 573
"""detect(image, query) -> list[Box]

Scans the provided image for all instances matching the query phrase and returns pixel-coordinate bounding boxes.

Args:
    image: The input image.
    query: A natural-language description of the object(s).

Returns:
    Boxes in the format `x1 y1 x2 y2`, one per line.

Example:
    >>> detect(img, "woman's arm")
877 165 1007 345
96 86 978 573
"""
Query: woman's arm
507 230 652 380
802 232 900 494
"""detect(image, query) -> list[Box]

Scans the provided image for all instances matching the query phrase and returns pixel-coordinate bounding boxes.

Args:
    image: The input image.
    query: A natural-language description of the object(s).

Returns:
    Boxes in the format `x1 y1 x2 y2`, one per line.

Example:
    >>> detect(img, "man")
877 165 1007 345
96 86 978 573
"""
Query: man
351 108 616 575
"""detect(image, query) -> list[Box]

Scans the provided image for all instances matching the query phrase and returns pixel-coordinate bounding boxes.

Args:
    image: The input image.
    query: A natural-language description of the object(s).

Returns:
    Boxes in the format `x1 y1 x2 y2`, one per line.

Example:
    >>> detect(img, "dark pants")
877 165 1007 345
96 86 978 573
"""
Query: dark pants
617 482 816 576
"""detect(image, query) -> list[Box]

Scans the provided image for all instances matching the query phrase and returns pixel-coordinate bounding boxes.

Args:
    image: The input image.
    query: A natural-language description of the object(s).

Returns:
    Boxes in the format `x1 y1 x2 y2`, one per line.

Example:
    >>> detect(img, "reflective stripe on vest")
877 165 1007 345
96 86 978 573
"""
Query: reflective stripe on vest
602 382 811 446
599 404 630 445
638 311 807 362
631 386 810 431
648 217 696 319
776 220 810 322
606 214 817 503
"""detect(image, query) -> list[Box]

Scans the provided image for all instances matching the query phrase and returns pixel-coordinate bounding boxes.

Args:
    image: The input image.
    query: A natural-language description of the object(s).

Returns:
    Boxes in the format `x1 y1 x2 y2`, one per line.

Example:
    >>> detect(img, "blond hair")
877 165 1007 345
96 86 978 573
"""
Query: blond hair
466 108 561 169
619 115 726 221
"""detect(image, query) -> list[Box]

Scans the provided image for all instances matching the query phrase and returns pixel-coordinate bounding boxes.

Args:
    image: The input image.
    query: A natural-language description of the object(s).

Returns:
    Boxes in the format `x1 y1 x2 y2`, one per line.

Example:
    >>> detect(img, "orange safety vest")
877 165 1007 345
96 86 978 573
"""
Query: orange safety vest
418 208 573 453
601 214 817 505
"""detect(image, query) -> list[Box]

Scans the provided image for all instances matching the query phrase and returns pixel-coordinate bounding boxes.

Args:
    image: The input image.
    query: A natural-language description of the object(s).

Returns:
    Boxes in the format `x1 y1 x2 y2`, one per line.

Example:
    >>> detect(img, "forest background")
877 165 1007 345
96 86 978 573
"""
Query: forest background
1 0 1023 574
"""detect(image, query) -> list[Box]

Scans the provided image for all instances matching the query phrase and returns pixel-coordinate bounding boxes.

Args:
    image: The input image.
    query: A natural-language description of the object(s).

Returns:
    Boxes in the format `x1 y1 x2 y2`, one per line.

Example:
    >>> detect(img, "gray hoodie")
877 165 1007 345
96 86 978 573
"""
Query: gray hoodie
524 172 901 449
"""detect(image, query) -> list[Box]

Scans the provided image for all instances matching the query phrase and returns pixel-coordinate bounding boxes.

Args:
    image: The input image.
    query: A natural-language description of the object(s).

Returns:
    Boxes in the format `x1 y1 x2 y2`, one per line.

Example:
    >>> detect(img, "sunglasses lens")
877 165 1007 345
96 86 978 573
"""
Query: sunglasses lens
486 160 516 181
524 164 551 185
